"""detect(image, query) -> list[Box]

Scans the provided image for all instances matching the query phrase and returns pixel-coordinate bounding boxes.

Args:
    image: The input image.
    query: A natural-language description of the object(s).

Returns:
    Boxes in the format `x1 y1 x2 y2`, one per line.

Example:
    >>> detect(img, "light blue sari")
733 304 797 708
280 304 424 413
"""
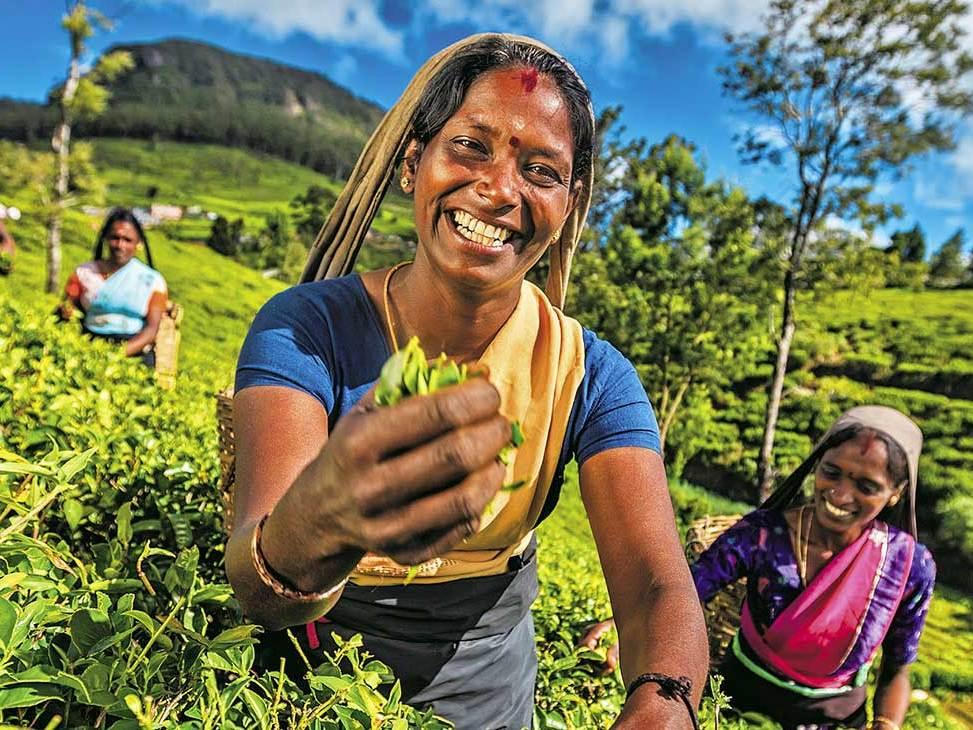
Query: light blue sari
84 259 164 337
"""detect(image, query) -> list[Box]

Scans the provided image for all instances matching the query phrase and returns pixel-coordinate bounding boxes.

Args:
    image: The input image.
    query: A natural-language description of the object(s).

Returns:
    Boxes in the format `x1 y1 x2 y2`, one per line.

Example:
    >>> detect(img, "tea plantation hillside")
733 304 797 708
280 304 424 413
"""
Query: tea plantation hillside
682 287 973 591
1 138 971 727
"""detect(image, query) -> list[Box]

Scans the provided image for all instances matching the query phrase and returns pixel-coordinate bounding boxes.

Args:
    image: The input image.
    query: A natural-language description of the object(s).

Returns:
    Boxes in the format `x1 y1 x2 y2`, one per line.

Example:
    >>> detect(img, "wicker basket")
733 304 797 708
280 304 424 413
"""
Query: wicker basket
685 513 746 667
155 301 183 389
216 387 236 532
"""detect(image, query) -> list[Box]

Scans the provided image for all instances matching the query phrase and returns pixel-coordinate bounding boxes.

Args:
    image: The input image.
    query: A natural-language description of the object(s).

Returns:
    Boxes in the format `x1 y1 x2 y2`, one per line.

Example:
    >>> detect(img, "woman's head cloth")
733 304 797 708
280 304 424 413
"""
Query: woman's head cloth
820 406 922 536
762 405 923 537
300 33 596 309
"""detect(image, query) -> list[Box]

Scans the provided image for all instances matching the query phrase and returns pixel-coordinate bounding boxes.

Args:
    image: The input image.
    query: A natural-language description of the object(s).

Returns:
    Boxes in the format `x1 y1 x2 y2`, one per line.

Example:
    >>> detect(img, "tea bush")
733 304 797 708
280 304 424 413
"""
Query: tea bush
3 293 970 727
0 299 453 728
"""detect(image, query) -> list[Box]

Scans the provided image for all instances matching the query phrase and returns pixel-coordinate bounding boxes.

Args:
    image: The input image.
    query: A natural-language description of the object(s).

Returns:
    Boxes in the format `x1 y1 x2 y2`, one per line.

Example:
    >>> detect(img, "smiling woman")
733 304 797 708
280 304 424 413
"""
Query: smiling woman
225 33 707 729
695 406 935 730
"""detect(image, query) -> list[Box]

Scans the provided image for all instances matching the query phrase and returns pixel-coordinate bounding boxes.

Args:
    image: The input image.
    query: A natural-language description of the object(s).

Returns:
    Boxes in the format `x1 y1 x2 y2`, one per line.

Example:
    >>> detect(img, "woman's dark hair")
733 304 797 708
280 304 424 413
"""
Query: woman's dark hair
410 37 595 185
94 208 153 270
762 425 914 535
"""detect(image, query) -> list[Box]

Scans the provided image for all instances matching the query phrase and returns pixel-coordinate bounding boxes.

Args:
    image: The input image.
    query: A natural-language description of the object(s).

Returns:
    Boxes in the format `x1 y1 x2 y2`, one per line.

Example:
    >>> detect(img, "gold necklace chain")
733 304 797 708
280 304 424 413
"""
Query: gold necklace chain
796 503 812 587
382 261 413 352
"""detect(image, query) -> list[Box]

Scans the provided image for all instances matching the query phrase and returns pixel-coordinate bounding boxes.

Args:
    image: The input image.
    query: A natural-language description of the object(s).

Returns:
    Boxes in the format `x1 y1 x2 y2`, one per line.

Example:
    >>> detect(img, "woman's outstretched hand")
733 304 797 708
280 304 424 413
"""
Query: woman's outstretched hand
263 376 512 581
580 618 620 676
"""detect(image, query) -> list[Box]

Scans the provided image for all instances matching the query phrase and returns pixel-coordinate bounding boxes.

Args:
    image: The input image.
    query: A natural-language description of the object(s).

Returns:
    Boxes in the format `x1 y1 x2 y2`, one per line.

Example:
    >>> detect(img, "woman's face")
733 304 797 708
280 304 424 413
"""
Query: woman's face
812 434 903 537
409 67 578 293
105 221 140 267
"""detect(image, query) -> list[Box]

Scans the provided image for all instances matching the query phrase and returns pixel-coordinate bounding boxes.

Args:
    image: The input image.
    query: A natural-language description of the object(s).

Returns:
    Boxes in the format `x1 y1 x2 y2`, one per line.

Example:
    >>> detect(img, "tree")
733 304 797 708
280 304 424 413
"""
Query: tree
45 2 132 293
569 135 772 460
886 223 926 263
207 215 244 257
290 184 336 246
261 210 295 268
722 0 973 498
929 228 967 286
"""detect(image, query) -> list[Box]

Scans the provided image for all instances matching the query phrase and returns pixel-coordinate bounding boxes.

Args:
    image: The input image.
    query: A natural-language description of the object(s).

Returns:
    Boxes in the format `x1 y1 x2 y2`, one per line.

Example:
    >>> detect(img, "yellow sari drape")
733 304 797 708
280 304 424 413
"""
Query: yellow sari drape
352 281 585 584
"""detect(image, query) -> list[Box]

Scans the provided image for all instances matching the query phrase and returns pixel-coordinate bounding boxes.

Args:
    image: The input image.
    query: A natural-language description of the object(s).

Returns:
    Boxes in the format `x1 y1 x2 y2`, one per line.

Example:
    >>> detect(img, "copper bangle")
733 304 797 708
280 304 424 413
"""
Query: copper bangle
250 512 348 603
872 717 901 730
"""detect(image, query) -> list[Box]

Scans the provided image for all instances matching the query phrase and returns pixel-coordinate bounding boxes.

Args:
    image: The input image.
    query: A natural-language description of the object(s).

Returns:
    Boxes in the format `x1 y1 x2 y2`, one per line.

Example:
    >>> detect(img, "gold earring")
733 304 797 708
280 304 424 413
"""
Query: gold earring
400 174 411 193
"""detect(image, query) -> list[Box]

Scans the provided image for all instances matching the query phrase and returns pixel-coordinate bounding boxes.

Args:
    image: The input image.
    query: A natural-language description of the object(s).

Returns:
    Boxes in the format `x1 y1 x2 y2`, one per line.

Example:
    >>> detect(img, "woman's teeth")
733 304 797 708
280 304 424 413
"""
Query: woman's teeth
823 499 855 518
452 210 512 248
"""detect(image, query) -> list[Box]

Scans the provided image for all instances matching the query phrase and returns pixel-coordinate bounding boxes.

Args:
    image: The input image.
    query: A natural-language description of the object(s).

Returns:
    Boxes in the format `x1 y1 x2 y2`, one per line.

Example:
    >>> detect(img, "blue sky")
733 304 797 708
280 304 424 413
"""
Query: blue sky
3 0 971 253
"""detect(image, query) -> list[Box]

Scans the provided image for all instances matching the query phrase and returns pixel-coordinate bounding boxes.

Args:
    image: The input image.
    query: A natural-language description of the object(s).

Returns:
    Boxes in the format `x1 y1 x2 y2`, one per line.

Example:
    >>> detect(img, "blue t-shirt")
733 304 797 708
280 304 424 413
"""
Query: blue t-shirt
236 276 660 517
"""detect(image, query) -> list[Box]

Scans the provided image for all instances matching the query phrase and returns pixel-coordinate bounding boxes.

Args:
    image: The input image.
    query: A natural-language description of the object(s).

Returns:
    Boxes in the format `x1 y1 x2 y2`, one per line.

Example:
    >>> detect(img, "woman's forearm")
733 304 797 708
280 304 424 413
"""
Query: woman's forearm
872 664 911 728
124 323 158 356
618 581 708 695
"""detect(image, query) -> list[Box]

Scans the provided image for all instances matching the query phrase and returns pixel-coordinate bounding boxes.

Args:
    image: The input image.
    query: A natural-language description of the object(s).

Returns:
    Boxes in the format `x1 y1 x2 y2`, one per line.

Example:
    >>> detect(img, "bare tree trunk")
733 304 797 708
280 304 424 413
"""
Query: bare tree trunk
658 378 691 453
46 54 80 294
757 270 798 501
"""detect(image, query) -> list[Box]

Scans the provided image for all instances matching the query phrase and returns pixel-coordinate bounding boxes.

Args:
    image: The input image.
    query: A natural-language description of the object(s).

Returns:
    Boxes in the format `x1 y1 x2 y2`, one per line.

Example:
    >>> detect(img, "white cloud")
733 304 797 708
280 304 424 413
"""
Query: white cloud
950 124 973 195
416 0 769 63
944 215 967 232
822 214 890 248
615 0 767 37
913 178 967 213
158 0 403 56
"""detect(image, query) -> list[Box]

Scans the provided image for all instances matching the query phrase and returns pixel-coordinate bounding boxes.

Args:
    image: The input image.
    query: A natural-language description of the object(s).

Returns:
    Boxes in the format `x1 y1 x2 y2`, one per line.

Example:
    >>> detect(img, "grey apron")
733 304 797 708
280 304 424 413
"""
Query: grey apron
264 538 539 730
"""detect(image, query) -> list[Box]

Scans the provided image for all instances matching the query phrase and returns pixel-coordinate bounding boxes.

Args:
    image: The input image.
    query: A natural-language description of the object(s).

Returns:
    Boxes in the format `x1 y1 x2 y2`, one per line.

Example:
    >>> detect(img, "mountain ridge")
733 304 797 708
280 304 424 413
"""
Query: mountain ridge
0 37 386 178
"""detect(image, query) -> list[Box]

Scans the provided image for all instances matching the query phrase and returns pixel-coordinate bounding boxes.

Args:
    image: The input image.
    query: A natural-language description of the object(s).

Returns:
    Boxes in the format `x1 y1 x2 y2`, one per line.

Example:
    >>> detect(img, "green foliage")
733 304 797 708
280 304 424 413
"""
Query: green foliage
0 300 452 728
887 224 927 264
290 184 336 246
929 230 968 288
569 135 773 463
206 215 245 258
3 38 385 180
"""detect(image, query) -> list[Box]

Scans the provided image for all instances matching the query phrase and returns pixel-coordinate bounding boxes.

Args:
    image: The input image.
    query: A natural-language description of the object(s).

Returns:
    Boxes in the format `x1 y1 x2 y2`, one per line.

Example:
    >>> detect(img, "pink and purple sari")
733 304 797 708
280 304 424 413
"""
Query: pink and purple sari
739 520 913 690
692 509 935 698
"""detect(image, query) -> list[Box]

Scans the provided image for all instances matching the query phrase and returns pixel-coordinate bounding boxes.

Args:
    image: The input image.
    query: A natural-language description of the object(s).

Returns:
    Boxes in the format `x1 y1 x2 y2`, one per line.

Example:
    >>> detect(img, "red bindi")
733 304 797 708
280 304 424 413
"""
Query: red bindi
859 431 877 456
517 68 539 93
509 136 520 148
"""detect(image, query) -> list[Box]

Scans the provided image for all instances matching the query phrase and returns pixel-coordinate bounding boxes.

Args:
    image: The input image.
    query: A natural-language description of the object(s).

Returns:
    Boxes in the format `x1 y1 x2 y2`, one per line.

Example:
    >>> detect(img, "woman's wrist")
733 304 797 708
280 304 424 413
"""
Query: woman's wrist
251 513 350 602
871 716 901 730
622 673 698 730
615 683 697 729
260 500 362 594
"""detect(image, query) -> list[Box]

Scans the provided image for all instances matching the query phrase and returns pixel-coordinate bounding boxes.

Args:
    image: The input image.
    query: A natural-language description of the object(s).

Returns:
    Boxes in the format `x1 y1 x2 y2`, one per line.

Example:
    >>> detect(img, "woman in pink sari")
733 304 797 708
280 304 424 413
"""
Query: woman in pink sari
584 406 934 729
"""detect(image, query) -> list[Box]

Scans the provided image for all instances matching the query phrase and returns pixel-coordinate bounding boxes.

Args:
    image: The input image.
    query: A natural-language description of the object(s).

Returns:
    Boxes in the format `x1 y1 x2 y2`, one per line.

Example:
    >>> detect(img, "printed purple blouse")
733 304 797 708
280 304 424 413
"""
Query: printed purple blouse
691 509 936 668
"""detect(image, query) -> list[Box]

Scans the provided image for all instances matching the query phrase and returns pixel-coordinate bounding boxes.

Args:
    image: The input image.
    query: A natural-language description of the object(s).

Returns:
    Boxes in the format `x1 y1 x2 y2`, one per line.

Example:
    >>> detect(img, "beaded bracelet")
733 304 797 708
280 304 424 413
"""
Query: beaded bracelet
250 512 348 603
872 717 901 730
626 673 699 730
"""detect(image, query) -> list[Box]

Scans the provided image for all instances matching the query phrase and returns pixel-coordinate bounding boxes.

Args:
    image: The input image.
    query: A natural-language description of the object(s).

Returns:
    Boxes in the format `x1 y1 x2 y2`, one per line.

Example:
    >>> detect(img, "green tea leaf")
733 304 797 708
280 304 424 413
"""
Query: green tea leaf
57 447 97 482
63 498 84 531
403 565 421 585
69 608 113 655
0 684 63 710
0 597 16 650
510 421 524 447
116 502 133 548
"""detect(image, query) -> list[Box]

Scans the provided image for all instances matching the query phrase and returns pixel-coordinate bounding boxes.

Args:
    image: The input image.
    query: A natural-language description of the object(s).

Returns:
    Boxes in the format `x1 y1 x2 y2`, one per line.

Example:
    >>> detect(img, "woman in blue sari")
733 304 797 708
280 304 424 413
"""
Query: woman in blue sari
59 208 168 366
